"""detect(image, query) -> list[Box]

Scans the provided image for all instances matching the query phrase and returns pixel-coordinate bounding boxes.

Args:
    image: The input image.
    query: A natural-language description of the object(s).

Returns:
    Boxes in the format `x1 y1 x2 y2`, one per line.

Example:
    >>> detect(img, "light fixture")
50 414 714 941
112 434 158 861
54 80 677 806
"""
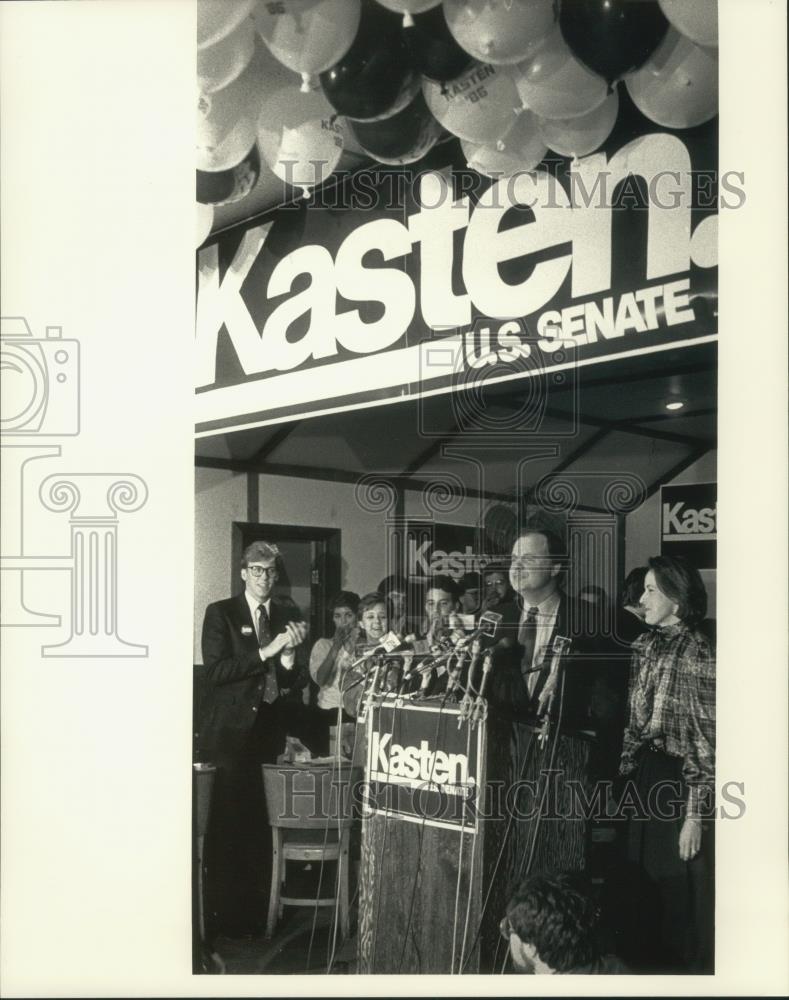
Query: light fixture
665 400 685 412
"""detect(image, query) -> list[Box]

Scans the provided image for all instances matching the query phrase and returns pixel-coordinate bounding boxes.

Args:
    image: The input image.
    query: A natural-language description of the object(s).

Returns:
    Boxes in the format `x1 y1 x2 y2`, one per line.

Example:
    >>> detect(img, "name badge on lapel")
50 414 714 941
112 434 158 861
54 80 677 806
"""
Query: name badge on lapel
241 625 253 636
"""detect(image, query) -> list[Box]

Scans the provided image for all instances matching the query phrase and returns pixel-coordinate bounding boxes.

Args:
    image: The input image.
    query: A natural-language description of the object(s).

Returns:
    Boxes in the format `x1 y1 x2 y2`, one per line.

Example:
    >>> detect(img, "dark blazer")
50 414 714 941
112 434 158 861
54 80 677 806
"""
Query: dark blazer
196 592 304 763
486 592 616 733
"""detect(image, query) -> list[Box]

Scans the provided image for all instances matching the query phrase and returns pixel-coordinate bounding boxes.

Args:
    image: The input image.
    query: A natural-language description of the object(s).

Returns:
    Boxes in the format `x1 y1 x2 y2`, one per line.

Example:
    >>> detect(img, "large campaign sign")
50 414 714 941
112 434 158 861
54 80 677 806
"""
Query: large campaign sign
364 701 482 832
196 107 720 436
660 482 717 569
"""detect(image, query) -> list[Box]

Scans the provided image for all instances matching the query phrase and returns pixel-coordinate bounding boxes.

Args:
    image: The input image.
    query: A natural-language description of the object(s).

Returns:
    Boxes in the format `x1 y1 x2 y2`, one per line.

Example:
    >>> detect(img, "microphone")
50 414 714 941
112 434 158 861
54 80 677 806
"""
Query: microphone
453 610 502 649
349 630 402 670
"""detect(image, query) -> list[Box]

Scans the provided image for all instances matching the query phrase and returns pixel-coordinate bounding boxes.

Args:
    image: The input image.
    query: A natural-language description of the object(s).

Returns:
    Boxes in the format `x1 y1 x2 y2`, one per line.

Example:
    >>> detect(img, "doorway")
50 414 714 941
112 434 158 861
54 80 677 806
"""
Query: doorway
232 523 341 643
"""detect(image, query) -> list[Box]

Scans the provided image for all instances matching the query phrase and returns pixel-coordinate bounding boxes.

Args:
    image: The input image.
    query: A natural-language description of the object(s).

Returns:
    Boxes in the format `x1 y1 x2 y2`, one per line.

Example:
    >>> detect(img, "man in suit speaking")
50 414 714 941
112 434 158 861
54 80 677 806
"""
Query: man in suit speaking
197 540 308 937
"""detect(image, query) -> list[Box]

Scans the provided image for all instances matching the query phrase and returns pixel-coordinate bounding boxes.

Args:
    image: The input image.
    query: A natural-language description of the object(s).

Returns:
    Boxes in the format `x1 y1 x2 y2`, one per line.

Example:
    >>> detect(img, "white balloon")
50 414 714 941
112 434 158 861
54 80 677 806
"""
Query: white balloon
197 35 294 172
626 28 718 129
197 15 255 94
197 0 257 50
443 0 555 66
258 85 347 197
254 0 362 92
511 26 608 119
461 109 546 177
537 89 619 159
196 202 214 248
422 61 521 143
658 0 718 47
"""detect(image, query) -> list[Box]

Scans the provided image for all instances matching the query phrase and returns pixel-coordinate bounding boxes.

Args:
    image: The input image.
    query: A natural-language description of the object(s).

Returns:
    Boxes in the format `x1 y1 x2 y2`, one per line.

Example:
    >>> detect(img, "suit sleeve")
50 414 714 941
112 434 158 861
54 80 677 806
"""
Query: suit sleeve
201 602 266 686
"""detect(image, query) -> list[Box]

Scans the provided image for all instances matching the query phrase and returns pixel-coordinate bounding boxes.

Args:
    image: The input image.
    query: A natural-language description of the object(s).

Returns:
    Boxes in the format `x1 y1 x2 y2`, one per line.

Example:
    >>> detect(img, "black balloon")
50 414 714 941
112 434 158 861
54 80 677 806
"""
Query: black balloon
349 91 443 165
559 0 669 85
403 5 472 83
196 143 260 206
320 0 418 122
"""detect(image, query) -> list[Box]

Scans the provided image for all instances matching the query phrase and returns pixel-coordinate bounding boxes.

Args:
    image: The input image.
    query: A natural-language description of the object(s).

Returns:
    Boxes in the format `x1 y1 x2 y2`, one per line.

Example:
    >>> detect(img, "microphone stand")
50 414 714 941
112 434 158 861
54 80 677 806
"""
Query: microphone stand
536 636 572 747
470 651 494 730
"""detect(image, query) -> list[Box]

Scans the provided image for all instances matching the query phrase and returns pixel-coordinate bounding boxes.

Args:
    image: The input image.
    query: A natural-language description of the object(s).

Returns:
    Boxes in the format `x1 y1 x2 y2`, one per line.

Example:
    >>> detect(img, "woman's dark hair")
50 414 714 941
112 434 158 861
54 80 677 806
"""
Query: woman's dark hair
648 554 708 625
357 591 388 617
506 872 600 972
329 590 359 615
620 566 648 609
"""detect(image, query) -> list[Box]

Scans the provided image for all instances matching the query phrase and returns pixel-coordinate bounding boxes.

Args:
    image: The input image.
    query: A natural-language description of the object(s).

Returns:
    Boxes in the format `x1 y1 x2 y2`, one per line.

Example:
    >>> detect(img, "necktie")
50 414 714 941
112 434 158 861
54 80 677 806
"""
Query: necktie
257 604 278 704
519 606 540 695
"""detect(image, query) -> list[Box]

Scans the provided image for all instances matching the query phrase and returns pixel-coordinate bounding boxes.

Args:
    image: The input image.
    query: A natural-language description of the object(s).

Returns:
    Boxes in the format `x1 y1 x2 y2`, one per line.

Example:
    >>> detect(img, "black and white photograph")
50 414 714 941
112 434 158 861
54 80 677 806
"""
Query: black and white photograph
1 0 787 995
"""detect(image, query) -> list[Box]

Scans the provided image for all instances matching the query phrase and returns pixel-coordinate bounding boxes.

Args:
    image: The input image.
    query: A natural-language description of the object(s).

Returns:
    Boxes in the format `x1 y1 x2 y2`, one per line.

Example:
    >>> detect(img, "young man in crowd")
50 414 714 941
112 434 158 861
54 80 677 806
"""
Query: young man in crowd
501 872 627 974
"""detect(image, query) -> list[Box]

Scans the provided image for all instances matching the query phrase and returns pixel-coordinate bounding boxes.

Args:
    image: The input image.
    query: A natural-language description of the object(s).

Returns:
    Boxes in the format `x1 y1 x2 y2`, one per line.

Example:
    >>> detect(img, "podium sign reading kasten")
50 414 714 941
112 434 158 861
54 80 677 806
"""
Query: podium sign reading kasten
363 701 483 833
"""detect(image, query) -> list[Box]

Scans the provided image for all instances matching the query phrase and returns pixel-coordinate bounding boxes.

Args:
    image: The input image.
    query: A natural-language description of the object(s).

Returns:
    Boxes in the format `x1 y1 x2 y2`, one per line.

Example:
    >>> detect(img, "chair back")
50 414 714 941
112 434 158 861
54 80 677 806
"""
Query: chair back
262 762 361 830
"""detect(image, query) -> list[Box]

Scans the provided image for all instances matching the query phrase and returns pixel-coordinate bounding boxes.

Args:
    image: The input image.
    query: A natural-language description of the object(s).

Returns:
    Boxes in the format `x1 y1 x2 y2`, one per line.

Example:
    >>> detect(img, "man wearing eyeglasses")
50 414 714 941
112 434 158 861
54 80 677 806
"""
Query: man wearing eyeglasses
197 540 308 938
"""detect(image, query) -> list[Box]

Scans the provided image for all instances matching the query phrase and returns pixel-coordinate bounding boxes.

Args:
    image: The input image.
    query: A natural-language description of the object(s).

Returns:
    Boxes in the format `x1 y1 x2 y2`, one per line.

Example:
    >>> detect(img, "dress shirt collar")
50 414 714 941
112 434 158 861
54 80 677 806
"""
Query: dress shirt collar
520 589 562 620
245 590 271 622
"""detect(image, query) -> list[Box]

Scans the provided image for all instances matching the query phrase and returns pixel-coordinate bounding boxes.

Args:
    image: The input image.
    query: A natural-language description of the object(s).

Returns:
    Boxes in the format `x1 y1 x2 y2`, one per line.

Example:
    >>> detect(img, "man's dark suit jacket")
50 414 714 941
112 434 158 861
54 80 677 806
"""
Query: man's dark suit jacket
486 591 621 736
197 592 304 765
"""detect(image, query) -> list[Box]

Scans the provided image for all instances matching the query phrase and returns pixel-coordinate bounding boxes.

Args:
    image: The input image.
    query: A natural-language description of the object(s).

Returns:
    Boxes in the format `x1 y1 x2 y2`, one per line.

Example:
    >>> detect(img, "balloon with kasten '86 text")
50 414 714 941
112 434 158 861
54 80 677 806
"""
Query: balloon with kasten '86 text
422 61 520 144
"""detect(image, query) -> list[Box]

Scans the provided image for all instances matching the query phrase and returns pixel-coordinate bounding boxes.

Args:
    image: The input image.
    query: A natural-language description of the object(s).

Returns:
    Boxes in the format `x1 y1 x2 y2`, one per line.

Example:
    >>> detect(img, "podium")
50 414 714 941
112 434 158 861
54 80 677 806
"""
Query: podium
357 696 593 974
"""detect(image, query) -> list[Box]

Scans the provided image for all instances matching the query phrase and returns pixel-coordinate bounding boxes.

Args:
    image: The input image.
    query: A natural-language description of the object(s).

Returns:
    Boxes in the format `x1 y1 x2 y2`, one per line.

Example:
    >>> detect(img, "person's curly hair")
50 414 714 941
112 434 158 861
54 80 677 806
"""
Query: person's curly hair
505 872 600 972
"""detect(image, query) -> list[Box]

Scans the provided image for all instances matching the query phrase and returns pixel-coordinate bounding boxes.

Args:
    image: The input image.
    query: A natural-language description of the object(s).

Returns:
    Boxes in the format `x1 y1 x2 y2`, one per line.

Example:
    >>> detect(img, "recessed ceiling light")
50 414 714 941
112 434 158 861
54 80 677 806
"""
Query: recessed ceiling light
665 400 685 411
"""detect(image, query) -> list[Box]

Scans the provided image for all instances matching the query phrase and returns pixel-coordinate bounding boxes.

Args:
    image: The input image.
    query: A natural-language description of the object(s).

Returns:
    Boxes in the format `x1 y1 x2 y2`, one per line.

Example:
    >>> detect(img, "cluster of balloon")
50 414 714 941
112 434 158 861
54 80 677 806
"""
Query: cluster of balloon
558 0 669 86
511 26 608 120
258 81 347 197
349 90 443 164
423 61 520 144
443 0 555 65
537 88 619 159
460 108 547 179
197 143 262 206
194 0 721 225
320 2 420 121
625 27 717 129
254 0 361 92
401 4 471 82
197 32 278 173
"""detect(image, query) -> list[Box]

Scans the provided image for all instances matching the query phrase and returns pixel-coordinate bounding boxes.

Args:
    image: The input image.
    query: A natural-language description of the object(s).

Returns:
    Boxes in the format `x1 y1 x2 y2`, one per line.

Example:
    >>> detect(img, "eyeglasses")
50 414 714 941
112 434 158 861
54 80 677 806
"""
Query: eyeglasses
499 915 514 940
246 565 277 578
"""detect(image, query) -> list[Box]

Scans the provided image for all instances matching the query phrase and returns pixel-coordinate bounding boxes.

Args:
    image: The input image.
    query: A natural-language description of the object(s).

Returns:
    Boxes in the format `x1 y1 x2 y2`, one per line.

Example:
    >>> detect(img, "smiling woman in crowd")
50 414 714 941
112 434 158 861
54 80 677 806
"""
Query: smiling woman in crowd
308 590 360 754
